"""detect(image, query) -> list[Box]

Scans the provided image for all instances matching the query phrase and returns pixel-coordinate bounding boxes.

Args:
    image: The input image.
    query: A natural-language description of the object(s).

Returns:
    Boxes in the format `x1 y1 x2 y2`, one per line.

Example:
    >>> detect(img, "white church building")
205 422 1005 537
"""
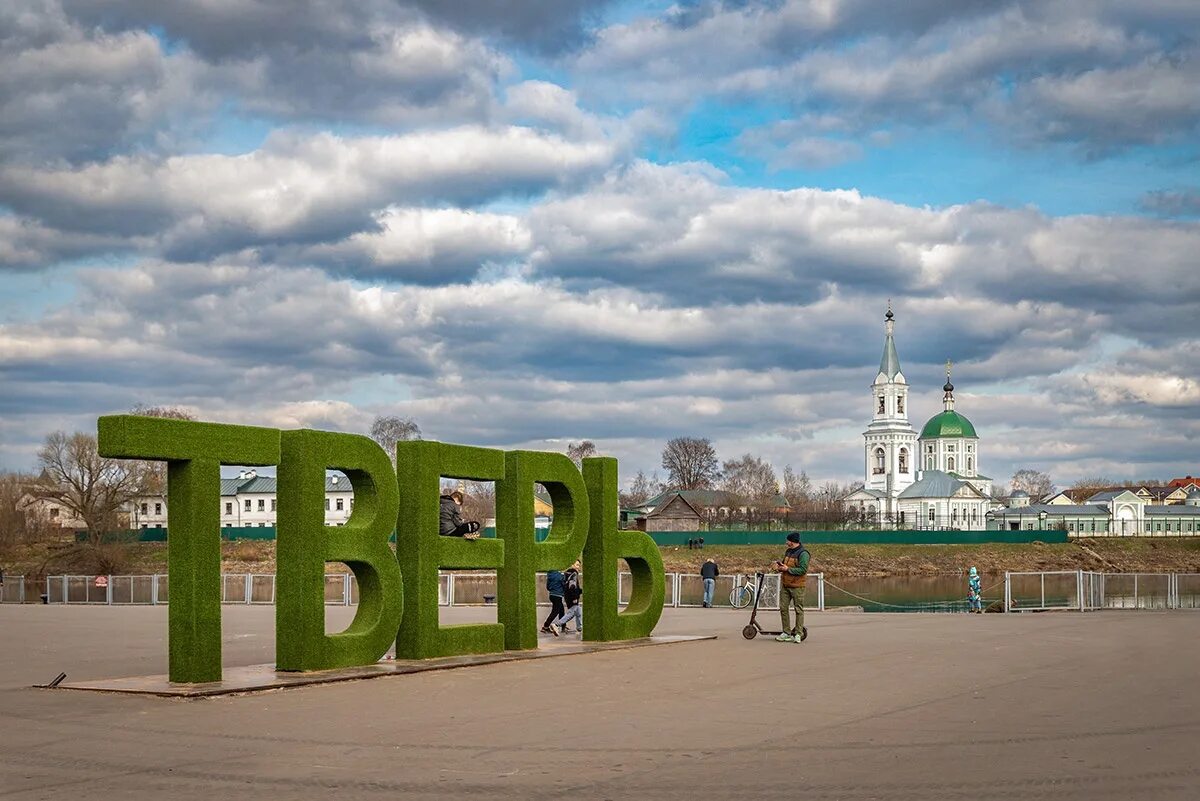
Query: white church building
843 308 997 530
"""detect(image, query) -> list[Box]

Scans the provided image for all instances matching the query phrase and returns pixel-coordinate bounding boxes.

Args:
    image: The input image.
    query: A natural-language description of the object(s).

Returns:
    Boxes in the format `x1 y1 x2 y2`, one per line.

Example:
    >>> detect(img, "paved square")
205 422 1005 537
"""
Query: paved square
1 605 1198 799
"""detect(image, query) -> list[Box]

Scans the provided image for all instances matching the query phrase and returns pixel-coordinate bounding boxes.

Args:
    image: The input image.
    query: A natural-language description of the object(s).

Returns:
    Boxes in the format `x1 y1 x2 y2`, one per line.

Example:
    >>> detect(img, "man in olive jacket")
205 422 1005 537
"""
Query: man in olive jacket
775 532 809 642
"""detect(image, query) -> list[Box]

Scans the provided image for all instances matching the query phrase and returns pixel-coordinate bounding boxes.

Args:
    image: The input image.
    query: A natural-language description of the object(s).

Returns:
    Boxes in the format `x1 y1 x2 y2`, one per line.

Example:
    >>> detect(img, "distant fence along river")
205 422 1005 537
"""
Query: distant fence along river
11 571 1199 612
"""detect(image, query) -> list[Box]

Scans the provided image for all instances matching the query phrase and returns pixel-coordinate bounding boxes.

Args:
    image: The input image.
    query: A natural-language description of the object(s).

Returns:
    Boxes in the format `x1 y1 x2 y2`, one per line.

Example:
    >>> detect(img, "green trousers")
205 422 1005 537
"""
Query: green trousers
780 584 805 634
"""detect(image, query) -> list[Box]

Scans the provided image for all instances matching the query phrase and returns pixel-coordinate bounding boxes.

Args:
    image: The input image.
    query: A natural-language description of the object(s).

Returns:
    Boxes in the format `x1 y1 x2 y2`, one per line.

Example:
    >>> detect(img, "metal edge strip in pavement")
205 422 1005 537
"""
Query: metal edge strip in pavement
38 635 717 698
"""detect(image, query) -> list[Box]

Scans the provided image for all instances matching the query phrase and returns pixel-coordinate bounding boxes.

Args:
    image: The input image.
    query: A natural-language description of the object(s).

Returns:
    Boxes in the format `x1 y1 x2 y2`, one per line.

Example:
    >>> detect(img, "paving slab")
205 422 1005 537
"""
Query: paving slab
1 605 1199 800
47 635 714 697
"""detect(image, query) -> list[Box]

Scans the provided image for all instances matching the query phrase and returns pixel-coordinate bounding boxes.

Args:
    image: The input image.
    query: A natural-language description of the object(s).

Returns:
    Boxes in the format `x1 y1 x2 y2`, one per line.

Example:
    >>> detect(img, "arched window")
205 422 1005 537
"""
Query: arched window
897 395 904 414
873 448 885 475
967 457 973 473
927 457 934 470
928 507 935 521
947 456 956 472
878 395 885 414
899 448 909 473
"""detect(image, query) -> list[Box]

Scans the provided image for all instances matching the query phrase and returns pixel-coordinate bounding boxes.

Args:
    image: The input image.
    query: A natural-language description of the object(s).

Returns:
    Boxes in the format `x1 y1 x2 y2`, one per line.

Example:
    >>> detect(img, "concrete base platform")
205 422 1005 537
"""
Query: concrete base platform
44 634 715 697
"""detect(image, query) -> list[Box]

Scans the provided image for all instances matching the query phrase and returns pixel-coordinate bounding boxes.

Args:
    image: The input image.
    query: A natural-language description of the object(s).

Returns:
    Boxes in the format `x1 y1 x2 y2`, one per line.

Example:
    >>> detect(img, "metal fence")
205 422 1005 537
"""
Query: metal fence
37 570 1198 611
1003 570 1200 611
0 576 25 604
40 572 828 611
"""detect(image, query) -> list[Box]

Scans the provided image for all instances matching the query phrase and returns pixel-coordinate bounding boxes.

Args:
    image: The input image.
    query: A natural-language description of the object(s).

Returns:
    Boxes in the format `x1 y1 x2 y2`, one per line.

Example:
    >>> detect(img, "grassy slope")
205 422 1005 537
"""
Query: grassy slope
7 538 1200 578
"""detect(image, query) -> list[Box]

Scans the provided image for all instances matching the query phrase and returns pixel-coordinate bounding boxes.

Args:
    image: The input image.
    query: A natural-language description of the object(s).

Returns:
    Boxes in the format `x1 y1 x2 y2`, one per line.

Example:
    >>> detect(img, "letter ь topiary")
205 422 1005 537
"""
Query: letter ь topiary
581 456 666 641
495 451 589 650
394 440 506 659
97 415 280 684
276 430 404 671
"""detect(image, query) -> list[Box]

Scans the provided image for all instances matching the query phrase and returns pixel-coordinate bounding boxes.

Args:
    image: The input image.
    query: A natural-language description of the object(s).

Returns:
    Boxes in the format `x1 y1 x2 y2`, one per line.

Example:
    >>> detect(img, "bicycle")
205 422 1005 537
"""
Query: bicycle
729 575 758 608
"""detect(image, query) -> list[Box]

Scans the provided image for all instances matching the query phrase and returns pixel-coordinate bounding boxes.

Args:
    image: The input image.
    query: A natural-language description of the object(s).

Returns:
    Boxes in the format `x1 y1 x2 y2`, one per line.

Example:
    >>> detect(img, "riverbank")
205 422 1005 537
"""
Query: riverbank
662 538 1200 576
5 537 1200 579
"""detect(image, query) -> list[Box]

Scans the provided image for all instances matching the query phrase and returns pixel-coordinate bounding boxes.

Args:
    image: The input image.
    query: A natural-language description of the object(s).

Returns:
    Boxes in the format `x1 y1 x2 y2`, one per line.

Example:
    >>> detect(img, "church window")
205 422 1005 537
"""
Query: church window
899 448 909 473
947 443 956 452
947 456 955 472
927 457 934 470
878 396 885 414
967 457 973 473
873 448 885 475
928 508 935 522
899 511 906 524
927 444 934 454
967 444 973 452
897 395 904 414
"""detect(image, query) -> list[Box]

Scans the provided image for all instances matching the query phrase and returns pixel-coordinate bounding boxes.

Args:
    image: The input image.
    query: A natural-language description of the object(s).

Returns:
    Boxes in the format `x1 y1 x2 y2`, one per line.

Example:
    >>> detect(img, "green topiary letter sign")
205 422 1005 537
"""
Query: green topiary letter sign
495 451 590 650
276 429 403 671
393 440 506 659
581 456 665 641
97 415 280 683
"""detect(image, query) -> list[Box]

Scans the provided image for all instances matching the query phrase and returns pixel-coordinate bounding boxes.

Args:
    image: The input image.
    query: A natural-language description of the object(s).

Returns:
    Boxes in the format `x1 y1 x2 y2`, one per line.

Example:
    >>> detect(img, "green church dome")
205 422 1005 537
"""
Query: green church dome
921 410 977 439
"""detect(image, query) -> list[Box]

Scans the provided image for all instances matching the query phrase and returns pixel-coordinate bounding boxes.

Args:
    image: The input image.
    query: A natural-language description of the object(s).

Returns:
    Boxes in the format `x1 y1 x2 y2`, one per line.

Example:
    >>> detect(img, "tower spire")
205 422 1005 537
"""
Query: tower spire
943 359 955 411
879 303 901 379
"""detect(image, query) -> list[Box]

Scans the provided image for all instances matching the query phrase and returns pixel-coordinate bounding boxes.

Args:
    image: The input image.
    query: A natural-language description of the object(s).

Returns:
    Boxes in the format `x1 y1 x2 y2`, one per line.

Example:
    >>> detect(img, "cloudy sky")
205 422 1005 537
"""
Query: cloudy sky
2 0 1199 490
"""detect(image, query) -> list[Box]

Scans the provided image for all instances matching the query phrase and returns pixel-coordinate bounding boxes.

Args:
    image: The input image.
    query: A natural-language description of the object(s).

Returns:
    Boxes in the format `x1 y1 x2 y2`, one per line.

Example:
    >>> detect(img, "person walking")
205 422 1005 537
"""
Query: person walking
775 532 809 642
700 558 719 607
967 566 983 613
439 489 481 540
554 561 583 634
542 569 566 635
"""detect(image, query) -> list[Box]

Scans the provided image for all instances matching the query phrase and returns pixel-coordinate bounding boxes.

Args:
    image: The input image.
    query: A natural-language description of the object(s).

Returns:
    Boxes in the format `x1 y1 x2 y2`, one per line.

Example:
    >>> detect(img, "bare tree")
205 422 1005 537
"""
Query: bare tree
1069 476 1114 502
661 437 720 490
130 404 194 420
782 465 813 508
566 440 597 468
0 472 57 558
721 454 778 500
620 470 660 508
131 404 196 495
369 415 421 462
31 431 150 572
1010 468 1054 500
461 480 495 525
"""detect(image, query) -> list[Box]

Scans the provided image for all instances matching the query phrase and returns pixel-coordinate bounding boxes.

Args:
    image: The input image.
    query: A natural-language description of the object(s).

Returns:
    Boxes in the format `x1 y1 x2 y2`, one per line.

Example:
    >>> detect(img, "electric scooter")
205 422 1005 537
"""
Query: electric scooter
742 571 808 641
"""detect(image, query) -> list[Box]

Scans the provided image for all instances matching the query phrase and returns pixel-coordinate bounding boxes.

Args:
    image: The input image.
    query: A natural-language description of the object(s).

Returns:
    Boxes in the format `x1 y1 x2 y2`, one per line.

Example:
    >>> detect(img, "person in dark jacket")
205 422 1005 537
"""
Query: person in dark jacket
553 561 583 634
542 569 566 635
700 558 719 607
439 490 480 540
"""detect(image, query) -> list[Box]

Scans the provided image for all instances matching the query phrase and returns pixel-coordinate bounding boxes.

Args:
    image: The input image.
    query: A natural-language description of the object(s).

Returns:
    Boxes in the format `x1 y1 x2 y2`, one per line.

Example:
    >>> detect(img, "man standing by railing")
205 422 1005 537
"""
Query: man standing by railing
700 558 719 607
775 533 809 642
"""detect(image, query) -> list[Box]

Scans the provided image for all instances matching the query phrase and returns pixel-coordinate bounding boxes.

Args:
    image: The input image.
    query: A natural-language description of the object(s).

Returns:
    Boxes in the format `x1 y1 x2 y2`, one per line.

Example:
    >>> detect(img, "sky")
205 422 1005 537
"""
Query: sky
1 0 1199 491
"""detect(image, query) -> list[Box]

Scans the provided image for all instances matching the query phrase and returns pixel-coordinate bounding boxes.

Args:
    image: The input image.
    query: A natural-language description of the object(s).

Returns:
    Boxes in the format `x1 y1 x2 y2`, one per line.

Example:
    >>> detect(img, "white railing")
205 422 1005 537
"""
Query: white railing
42 570 1195 611
0 576 25 603
1004 571 1104 612
1002 570 1200 611
40 572 828 610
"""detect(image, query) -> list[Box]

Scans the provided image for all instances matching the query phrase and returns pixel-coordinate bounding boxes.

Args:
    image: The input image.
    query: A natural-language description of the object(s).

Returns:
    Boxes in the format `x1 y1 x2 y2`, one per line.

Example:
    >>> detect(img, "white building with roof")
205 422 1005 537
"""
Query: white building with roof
990 486 1200 536
131 469 355 530
843 307 998 530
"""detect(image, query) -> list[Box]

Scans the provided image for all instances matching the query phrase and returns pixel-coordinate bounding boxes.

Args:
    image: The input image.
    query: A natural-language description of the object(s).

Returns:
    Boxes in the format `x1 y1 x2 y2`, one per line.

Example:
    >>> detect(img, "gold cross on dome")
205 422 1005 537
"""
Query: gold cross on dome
945 358 953 378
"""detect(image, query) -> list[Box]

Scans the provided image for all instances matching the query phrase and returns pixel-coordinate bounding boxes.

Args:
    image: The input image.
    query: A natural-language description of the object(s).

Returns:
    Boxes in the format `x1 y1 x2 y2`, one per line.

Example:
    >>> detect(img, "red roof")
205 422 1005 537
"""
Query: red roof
1168 476 1200 489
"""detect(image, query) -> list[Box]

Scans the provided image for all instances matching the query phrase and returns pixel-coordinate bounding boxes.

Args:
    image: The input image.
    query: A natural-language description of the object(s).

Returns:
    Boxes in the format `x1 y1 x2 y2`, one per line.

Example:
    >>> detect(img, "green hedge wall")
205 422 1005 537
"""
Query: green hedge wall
495 450 590 650
276 429 404 672
582 457 665 641
393 440 507 659
98 414 279 684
